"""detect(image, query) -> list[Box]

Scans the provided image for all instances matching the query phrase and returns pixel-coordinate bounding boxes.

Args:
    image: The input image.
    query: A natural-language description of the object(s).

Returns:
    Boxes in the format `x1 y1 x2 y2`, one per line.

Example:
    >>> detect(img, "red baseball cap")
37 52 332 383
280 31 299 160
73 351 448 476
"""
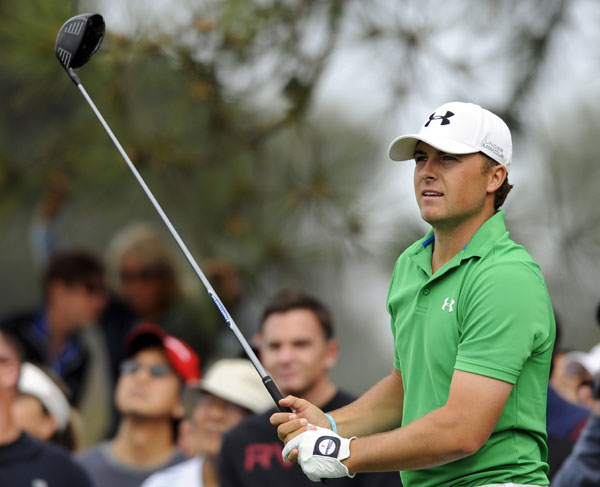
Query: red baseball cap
124 323 201 385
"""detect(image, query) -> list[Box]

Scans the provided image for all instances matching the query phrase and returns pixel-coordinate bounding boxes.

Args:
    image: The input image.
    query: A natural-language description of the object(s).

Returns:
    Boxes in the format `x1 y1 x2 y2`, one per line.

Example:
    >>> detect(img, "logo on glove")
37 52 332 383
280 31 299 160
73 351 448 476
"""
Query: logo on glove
313 436 340 457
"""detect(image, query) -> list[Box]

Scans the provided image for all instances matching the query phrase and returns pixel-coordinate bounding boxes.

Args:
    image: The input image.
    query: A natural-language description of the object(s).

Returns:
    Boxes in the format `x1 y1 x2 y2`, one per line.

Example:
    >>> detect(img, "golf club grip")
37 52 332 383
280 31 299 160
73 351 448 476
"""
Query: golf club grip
263 375 292 413
262 378 332 485
262 376 328 484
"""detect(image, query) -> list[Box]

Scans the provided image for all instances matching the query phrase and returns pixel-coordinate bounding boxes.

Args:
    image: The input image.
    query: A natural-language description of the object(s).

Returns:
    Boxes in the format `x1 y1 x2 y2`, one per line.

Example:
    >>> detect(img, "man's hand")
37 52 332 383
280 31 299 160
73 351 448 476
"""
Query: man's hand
282 426 356 482
270 395 331 462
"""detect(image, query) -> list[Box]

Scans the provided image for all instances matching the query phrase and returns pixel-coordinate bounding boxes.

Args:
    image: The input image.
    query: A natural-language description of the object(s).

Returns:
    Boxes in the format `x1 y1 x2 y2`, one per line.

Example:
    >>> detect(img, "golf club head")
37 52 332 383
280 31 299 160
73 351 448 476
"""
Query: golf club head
55 13 105 83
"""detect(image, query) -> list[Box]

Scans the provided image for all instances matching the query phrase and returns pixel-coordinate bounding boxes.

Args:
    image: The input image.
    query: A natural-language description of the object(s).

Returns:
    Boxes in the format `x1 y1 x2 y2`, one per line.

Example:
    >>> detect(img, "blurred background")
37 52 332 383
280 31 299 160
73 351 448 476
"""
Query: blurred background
1 0 599 395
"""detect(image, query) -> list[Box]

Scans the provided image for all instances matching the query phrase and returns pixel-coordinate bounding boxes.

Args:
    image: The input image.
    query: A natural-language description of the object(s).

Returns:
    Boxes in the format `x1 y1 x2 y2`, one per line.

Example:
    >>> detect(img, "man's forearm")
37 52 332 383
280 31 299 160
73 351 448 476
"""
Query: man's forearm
343 405 479 473
332 371 404 438
338 370 512 473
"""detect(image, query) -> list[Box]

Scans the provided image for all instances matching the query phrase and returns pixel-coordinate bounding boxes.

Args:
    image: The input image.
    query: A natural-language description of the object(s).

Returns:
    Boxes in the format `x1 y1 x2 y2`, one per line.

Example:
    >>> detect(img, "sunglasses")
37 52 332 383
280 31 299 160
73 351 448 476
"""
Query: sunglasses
119 359 173 378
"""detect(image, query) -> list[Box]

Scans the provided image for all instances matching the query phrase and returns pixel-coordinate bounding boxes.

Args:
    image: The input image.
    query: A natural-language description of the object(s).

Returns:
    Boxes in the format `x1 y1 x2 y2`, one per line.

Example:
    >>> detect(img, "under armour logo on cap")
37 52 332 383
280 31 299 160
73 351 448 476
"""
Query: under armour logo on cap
424 110 454 127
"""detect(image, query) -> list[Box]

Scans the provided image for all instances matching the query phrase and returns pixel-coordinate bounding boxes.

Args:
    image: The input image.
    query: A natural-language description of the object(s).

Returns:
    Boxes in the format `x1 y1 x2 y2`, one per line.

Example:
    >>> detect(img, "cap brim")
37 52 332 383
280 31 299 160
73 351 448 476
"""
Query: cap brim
199 381 264 414
388 133 480 161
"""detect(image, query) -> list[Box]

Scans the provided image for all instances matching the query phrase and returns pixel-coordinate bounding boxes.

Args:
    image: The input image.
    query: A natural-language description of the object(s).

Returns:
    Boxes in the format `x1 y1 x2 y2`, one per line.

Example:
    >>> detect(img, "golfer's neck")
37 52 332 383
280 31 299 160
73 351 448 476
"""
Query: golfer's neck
431 211 493 273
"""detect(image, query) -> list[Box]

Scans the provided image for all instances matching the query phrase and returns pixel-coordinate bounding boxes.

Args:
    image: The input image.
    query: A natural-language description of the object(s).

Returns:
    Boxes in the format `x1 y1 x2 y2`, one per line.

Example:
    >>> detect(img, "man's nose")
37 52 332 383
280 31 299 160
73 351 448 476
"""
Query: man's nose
276 346 294 363
418 159 438 179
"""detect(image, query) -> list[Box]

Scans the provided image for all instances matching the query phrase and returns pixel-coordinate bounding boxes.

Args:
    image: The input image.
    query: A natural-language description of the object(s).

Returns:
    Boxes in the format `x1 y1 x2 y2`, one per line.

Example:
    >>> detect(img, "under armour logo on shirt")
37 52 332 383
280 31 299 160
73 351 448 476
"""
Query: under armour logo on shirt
424 110 455 127
442 298 455 312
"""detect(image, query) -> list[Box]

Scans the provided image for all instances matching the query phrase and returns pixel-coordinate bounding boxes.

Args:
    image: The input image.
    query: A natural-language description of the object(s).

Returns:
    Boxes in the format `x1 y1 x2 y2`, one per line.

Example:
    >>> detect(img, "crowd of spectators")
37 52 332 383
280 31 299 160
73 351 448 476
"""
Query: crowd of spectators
1 235 600 486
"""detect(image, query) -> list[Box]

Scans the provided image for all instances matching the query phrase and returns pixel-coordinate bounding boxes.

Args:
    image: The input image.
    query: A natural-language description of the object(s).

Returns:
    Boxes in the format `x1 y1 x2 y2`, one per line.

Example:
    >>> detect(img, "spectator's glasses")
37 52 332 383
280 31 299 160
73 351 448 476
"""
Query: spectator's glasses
119 359 173 378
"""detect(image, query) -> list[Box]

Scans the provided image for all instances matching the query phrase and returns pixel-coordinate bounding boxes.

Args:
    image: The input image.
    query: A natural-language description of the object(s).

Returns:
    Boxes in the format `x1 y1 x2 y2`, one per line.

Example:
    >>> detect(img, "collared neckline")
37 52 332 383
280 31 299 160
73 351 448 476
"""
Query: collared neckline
412 210 508 278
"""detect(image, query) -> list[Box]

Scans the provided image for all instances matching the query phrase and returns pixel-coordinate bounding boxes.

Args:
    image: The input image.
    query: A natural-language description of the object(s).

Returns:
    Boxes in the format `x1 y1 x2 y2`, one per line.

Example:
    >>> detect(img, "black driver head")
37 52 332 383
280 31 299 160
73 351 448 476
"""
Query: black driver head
55 13 105 81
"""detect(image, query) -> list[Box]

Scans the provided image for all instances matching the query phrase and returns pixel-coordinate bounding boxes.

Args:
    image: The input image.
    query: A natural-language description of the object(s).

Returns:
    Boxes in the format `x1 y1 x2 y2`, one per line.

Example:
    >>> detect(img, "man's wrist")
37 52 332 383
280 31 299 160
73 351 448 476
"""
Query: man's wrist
325 413 337 433
341 436 356 474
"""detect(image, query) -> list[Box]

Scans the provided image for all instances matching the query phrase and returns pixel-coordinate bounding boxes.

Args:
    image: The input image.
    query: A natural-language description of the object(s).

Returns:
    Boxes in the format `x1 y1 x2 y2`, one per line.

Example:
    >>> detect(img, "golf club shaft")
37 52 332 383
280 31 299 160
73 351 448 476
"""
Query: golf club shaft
76 82 289 412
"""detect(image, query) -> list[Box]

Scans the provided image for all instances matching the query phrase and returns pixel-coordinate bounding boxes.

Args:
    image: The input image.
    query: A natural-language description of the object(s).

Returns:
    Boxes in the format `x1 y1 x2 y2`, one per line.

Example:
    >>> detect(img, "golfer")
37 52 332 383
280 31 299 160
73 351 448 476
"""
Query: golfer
272 101 555 487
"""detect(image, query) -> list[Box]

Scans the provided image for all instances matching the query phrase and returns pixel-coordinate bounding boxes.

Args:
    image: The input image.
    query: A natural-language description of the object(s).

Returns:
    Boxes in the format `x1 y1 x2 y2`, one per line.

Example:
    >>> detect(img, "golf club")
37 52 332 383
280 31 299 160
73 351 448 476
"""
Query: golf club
55 13 290 413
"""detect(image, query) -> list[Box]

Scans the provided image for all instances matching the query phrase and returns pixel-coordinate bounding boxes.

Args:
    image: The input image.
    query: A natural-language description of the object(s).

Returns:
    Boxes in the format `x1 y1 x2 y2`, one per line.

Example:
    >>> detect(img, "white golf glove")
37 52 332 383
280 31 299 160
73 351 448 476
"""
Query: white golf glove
282 426 356 482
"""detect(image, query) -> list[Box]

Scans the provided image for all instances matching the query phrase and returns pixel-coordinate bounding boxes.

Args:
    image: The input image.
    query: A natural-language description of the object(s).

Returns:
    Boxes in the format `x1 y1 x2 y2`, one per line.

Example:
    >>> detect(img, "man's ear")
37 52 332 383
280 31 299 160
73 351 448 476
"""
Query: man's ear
252 333 263 349
486 163 507 194
46 279 69 305
324 339 340 370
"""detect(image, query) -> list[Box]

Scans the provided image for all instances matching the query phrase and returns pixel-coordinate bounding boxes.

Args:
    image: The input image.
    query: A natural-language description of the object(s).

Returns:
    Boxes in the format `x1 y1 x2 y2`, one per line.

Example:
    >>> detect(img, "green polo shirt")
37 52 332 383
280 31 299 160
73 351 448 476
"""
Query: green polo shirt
386 210 554 487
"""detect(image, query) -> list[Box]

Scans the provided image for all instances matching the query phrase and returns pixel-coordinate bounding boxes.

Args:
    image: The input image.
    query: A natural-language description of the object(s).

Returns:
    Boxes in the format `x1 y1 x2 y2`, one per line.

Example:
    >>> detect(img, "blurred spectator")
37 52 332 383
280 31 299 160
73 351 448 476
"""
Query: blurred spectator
561 344 600 409
545 312 589 481
219 288 402 487
176 415 200 457
141 358 273 487
552 374 600 487
30 175 240 375
76 323 200 487
0 326 92 486
105 222 221 363
0 249 108 407
550 349 582 404
13 362 83 452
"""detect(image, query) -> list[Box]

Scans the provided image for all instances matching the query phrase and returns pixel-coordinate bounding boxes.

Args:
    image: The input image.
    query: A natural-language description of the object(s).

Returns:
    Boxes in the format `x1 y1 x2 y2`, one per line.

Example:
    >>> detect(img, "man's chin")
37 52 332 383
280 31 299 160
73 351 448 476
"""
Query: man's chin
278 382 309 398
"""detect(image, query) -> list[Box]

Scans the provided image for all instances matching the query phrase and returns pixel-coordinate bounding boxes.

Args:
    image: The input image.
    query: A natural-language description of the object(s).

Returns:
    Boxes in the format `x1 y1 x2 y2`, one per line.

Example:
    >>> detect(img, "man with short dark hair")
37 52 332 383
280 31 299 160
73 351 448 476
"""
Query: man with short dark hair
219 288 401 486
0 326 92 486
76 322 200 487
0 248 108 406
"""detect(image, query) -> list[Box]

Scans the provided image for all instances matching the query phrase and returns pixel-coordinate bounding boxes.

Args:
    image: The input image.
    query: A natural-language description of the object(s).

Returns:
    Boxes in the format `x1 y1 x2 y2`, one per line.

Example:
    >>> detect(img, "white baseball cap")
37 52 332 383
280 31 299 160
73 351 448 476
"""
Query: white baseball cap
198 359 273 414
18 363 71 432
388 101 512 173
563 344 600 377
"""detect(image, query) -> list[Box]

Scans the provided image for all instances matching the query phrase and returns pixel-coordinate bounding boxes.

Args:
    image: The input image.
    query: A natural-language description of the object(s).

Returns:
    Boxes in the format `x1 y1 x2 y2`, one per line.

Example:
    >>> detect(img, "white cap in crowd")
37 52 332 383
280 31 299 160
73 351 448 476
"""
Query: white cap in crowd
563 344 600 377
18 362 71 431
198 359 273 414
388 101 512 173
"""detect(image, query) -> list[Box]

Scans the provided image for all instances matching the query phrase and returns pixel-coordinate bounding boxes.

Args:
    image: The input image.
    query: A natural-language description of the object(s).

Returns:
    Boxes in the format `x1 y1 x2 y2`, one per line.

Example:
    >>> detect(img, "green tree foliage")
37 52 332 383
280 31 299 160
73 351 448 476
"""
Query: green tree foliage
3 0 599 355
0 0 376 304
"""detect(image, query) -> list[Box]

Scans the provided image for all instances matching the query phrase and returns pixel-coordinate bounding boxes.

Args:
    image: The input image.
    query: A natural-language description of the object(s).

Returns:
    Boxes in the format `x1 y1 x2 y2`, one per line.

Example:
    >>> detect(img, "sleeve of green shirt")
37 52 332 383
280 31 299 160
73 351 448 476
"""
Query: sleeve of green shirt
454 260 554 384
